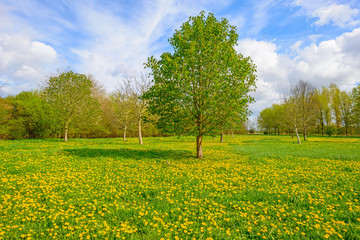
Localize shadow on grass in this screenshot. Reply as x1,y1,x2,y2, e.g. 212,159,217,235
63,148,193,160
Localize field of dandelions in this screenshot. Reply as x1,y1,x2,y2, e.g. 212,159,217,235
0,135,359,239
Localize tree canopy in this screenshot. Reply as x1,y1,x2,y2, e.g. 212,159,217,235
144,12,257,158
44,70,98,142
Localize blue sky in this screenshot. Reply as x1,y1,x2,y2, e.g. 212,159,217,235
1,0,360,117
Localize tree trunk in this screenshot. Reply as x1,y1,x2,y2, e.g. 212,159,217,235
196,135,203,159
220,131,224,143
321,123,324,136
291,131,294,138
64,125,68,142
231,131,234,138
345,125,348,136
138,119,143,145
304,128,307,141
295,126,301,144
123,126,127,141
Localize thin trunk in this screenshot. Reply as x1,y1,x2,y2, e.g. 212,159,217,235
304,128,307,141
291,131,294,138
321,123,324,136
220,131,224,143
196,135,203,159
231,131,234,138
295,126,301,144
123,126,127,141
345,125,348,136
64,124,68,142
138,119,143,145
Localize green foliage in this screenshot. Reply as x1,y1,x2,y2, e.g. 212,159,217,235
0,135,359,239
325,125,337,136
144,12,256,157
4,92,57,139
0,98,11,138
352,85,360,127
44,71,98,140
257,104,284,134
258,83,360,138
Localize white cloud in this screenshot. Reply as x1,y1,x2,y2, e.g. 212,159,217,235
69,0,234,91
293,0,360,28
0,34,60,96
313,4,359,27
237,27,360,115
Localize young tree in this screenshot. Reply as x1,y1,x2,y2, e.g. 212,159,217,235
283,95,301,143
353,85,360,130
258,104,285,135
257,107,274,134
111,81,135,142
316,87,331,136
44,70,97,142
329,83,342,129
296,81,318,141
129,75,151,145
283,81,318,142
144,12,256,158
339,91,353,136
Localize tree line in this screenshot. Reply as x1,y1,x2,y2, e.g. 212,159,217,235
257,80,360,143
0,71,162,142
0,12,256,158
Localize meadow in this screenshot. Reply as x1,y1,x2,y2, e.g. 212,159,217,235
0,135,359,239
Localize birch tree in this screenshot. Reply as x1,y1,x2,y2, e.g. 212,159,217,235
111,80,135,141
283,95,301,143
283,81,318,142
129,74,151,145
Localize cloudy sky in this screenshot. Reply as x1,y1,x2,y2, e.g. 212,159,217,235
1,0,360,116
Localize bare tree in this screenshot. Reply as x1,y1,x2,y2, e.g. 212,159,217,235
111,80,135,141
284,80,318,142
296,81,318,141
283,95,301,143
128,74,151,145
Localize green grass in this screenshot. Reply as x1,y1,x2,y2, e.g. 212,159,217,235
0,135,359,239
232,135,360,161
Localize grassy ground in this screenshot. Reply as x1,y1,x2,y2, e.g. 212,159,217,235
0,135,359,239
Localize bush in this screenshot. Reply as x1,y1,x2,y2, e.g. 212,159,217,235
326,126,336,136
